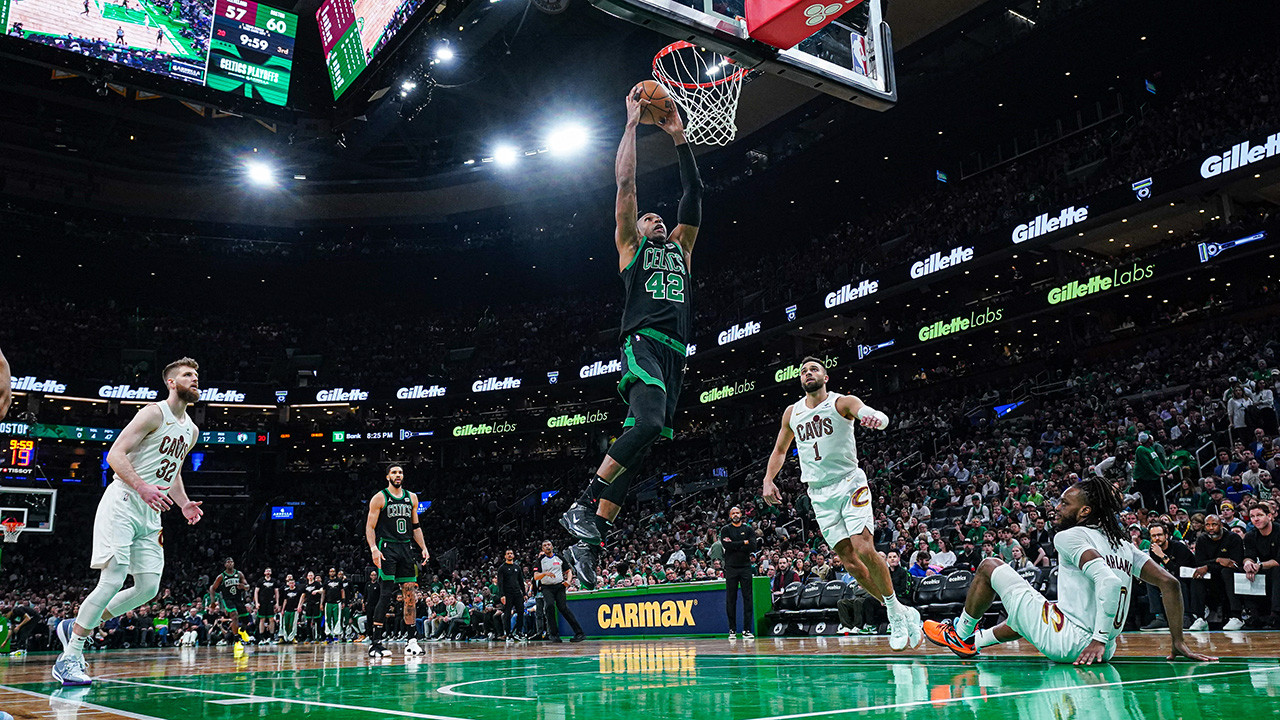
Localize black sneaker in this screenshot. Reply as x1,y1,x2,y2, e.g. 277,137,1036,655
559,503,603,545
566,542,600,590
550,637,563,643
570,633,585,643
368,642,391,658
1140,617,1168,631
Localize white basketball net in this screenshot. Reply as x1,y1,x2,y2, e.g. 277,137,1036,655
653,41,746,146
2,522,22,543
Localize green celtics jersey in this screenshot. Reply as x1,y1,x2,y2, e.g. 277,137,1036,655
377,488,414,543
220,570,243,596
619,236,691,347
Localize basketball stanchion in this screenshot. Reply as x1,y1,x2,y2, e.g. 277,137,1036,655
652,41,747,146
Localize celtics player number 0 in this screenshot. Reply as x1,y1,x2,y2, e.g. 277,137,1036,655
396,518,407,535
644,271,685,302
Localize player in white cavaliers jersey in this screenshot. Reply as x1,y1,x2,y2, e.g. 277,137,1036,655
924,476,1216,664
762,356,923,650
52,358,204,686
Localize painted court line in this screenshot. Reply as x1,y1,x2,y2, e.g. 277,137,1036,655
99,678,477,720
0,684,170,720
742,666,1280,720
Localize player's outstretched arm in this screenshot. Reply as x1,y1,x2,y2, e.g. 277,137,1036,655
0,345,11,420
615,91,645,271
762,407,795,506
1138,559,1217,662
367,494,386,568
410,492,430,562
660,108,702,256
107,404,172,512
837,395,889,430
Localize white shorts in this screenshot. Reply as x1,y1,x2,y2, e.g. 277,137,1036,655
806,469,873,549
90,480,165,575
992,563,1114,664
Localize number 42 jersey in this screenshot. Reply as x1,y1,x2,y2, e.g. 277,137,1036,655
789,392,860,486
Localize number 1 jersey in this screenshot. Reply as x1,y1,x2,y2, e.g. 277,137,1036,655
789,393,860,486
619,236,691,346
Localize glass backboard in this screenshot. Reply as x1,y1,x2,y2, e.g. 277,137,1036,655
0,487,57,533
591,0,895,108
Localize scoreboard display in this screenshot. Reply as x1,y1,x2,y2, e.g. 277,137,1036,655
2,0,298,106
1,436,37,477
317,0,427,98
207,0,297,106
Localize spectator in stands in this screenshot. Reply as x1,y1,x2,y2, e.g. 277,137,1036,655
909,552,934,578
1190,515,1245,630
1142,521,1202,631
1133,433,1168,509
932,540,956,570
1243,504,1280,628
1214,451,1240,479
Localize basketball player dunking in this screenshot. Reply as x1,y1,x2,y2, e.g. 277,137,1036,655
209,557,254,651
560,89,701,589
365,465,429,658
761,357,924,650
53,358,204,686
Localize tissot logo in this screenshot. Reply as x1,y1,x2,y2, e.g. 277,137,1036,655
98,385,158,400
717,321,762,346
699,380,756,404
823,278,880,308
11,377,68,394
452,422,517,437
547,411,609,428
1012,206,1088,243
597,599,696,629
775,356,839,383
396,385,447,400
199,388,247,403
909,246,974,279
917,307,1003,342
315,388,369,402
579,360,622,378
1047,264,1155,305
471,377,521,392
1200,133,1280,178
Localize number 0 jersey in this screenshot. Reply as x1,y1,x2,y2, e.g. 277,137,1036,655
1053,526,1149,645
113,401,197,491
619,236,691,348
789,393,860,486
376,488,414,543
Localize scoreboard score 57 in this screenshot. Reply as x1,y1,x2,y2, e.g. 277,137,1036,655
208,0,298,106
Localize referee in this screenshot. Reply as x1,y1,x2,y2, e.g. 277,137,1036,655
722,506,757,639
535,540,585,643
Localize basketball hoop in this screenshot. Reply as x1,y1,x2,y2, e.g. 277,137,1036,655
1,519,23,544
653,41,748,146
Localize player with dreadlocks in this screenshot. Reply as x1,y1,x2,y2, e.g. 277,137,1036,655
923,477,1217,664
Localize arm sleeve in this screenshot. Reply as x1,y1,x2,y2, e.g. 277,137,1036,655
1093,456,1116,476
675,142,702,227
1082,557,1123,643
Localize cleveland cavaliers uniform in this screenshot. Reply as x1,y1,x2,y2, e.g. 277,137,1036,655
990,525,1149,663
788,392,872,547
90,401,197,574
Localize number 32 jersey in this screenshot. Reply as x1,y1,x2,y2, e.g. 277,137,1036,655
789,392,860,486
114,401,198,492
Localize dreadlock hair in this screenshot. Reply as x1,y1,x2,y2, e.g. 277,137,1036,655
1074,475,1127,548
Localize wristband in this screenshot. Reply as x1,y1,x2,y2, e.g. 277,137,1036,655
856,406,889,427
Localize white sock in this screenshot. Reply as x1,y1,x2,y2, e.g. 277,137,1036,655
975,628,1001,649
882,594,901,614
66,632,88,658
955,611,980,640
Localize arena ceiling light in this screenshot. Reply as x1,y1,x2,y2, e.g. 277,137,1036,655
493,145,519,166
245,160,276,186
547,124,588,155
434,43,455,62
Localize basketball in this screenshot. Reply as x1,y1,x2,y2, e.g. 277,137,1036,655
633,79,674,125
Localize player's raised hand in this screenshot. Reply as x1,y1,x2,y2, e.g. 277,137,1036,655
658,104,686,138
182,500,203,525
1170,640,1217,663
763,480,783,506
625,90,649,127
859,415,884,429
137,482,173,512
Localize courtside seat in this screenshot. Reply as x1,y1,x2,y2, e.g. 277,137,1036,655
800,580,847,623
912,574,945,616
1017,566,1042,591
1043,566,1059,601
776,581,804,611
927,570,972,616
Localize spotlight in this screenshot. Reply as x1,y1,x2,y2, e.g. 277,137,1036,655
493,145,518,166
245,160,275,186
547,124,588,155
434,44,455,62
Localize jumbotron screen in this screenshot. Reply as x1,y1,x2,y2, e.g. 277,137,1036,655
316,0,426,98
1,0,297,106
